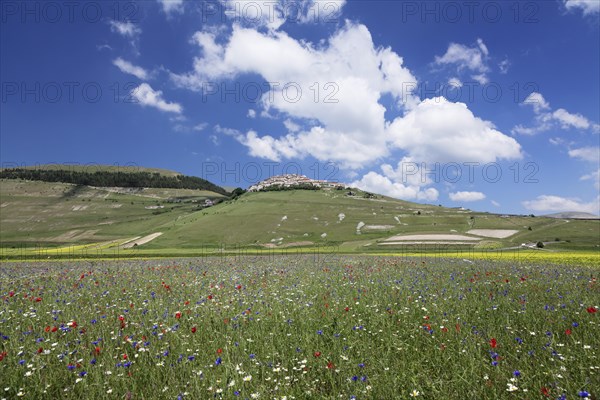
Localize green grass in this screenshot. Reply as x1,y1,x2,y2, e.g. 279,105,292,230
0,179,225,247
0,256,598,399
2,180,599,255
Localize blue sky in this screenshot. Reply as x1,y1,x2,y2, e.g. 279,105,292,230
1,0,599,215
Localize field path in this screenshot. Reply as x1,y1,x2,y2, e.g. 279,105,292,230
122,232,163,248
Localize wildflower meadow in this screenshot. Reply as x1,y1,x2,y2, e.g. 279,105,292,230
0,256,598,399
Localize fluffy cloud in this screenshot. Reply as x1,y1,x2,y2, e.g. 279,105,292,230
447,77,462,88
172,22,417,168
568,147,600,163
387,97,522,164
351,171,439,202
449,191,486,202
522,195,600,215
552,109,591,130
173,24,521,170
157,0,184,14
513,92,598,134
564,0,600,15
131,83,182,114
108,20,141,38
112,58,149,80
434,38,490,83
523,92,550,114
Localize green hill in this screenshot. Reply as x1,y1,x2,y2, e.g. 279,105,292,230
1,169,599,259
147,189,599,252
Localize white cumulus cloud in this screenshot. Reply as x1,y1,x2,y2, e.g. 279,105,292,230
157,0,184,14
568,147,600,163
513,92,598,135
522,195,600,215
564,0,600,15
131,83,182,114
434,38,490,83
449,191,486,202
108,20,141,38
387,97,522,164
112,58,149,80
172,23,521,170
351,171,439,202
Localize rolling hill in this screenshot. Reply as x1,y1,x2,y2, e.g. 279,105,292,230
1,168,599,259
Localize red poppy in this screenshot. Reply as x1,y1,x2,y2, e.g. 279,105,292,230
45,326,51,332
118,315,125,321
37,347,43,354
541,387,550,397
216,348,223,354
344,307,349,312
565,329,572,335
35,297,42,302
191,326,197,334
587,306,597,313
175,311,182,319
95,346,101,355
123,354,128,360
51,326,58,333
208,295,213,300
8,291,14,297
313,351,321,358
327,361,335,369
236,285,242,290
489,338,497,348
0,351,7,361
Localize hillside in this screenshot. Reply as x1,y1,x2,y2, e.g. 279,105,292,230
0,179,226,248
147,189,599,252
1,172,599,258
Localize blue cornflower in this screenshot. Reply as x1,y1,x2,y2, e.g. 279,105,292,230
358,363,365,368
351,376,358,382
515,337,523,344
234,391,240,396
578,391,590,398
317,330,323,335
187,356,195,361
249,354,255,359
361,376,367,382
79,371,87,377
572,322,579,327
90,359,96,365
215,357,222,365
19,359,25,365
67,364,76,370
513,370,521,377
91,319,97,324
491,361,498,366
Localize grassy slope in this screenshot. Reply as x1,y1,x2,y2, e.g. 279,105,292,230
148,189,600,252
0,179,225,246
1,180,598,256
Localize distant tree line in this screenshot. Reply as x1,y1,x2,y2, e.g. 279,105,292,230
0,168,229,195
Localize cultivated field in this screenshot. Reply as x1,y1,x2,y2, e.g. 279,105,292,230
0,256,598,399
